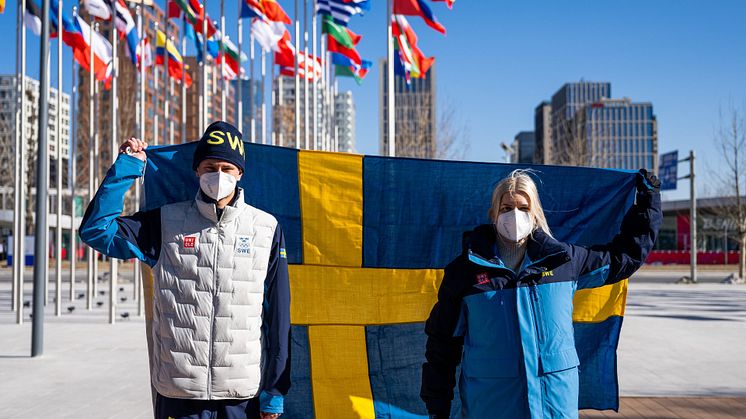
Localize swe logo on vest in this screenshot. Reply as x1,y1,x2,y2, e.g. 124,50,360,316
236,236,252,256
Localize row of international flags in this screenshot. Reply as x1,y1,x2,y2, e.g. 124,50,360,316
11,0,455,89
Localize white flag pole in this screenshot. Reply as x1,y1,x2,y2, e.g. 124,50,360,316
86,20,95,310
303,0,308,150
54,0,64,317
261,48,266,144
387,0,395,157
294,0,300,148
219,0,225,120
237,2,243,132
153,21,159,145
250,33,255,140
109,12,120,325
181,15,187,142
69,8,77,303
311,0,317,150
135,4,144,312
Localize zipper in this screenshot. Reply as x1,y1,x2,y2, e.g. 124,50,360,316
206,219,222,399
528,284,545,361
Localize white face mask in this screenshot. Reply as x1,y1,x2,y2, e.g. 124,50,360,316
496,209,534,243
199,171,238,201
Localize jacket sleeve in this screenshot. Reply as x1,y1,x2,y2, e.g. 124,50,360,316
259,224,291,414
421,263,466,416
572,189,662,290
79,154,161,267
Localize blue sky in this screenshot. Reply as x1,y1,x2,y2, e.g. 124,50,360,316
1,0,745,201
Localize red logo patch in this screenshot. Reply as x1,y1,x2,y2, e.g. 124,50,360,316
184,236,196,248
476,272,490,285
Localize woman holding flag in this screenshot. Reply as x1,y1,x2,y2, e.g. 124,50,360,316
421,169,662,419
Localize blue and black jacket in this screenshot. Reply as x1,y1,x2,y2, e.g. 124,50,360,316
421,188,662,418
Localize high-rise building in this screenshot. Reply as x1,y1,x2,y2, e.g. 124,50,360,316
577,98,658,171
533,101,552,164
537,82,657,172
272,75,332,149
184,56,236,142
379,59,436,158
514,131,536,164
231,78,262,140
334,90,355,153
75,4,182,189
549,82,610,166
0,75,71,194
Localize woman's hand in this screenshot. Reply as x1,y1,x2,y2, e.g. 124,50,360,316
260,412,280,419
636,169,660,193
119,137,148,162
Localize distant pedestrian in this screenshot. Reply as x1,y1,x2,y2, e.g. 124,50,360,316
421,169,662,419
80,121,290,419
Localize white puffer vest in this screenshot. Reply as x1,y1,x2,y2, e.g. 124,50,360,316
150,189,278,400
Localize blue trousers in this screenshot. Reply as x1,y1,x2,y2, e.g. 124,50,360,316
155,393,261,419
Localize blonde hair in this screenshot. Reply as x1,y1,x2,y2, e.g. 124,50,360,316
488,169,553,238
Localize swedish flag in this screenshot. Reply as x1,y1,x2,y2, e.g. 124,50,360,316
143,143,637,417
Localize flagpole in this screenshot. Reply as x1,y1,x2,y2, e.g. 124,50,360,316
31,0,52,355
69,7,78,304
311,0,317,150
294,0,299,149
11,0,18,313
135,4,144,314
92,23,100,299
54,0,63,316
387,1,395,156
261,48,266,145
13,0,27,322
163,18,169,146
219,0,225,120
269,52,274,145
278,66,283,146
181,16,187,143
250,33,255,141
303,0,309,150
199,2,206,133
153,21,159,145
109,12,120,325
86,20,95,311
318,33,324,151
236,2,243,133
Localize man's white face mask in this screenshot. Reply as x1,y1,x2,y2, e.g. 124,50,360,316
199,171,237,201
496,209,534,243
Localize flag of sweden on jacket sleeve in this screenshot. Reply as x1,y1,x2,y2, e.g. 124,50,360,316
142,142,638,418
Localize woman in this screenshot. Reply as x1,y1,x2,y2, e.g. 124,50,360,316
420,169,661,419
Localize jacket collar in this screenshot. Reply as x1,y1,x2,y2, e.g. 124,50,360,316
195,187,247,224
466,224,569,271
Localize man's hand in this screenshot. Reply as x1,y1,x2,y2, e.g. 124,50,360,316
119,137,148,162
260,412,280,419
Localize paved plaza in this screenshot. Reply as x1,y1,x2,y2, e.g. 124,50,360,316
1,264,745,418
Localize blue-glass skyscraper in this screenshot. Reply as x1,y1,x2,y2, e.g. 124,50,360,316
535,81,657,172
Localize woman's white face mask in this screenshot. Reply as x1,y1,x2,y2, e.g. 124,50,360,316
199,171,237,201
496,209,534,243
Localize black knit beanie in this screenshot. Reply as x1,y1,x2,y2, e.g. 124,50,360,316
192,121,246,172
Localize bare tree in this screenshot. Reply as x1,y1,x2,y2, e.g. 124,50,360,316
435,97,471,161
712,102,746,281
554,111,590,167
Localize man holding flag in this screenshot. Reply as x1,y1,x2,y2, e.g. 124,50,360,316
79,122,290,419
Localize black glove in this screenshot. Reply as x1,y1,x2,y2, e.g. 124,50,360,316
636,169,660,193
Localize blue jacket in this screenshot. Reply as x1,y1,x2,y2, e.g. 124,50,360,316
79,155,291,413
421,188,661,419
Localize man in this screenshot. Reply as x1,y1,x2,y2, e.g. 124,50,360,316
80,121,291,419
